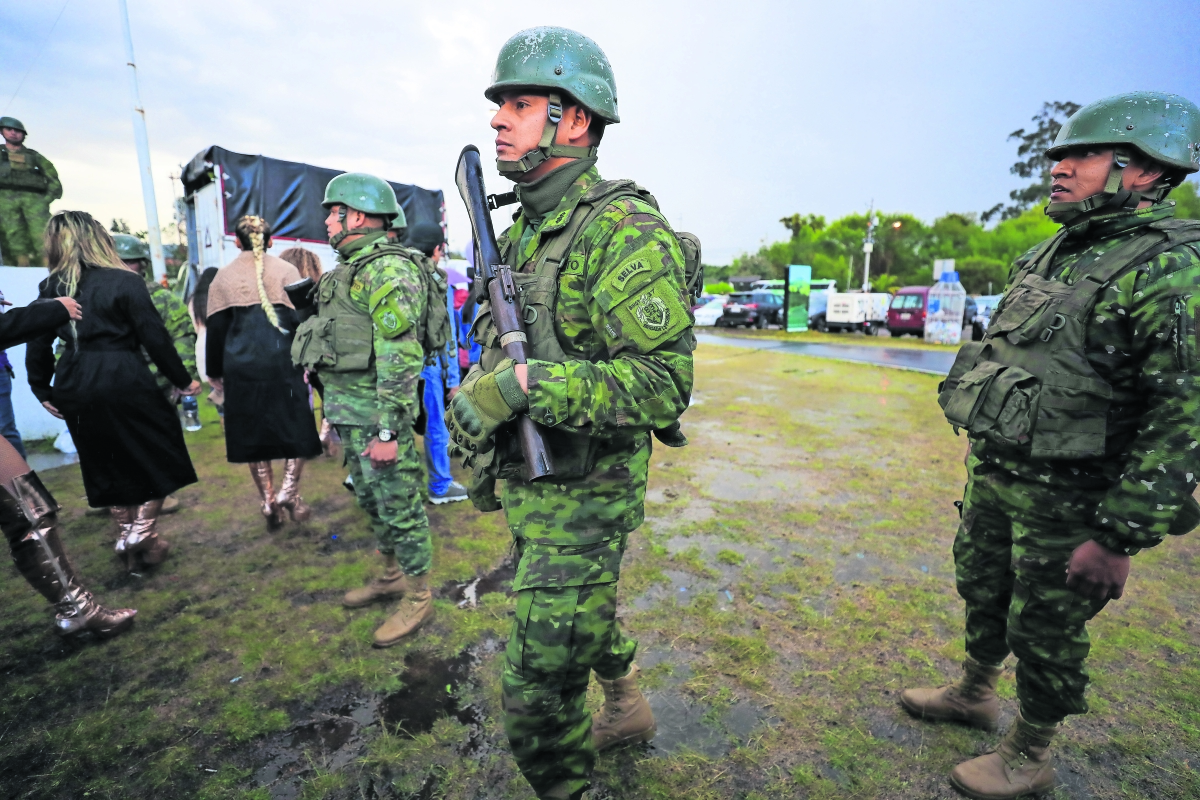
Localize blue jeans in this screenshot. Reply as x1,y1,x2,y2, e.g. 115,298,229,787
0,368,26,459
421,364,452,495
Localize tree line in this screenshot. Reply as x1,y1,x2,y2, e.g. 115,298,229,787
712,101,1200,295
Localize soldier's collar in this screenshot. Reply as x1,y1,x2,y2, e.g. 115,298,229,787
1064,201,1176,241
528,163,601,234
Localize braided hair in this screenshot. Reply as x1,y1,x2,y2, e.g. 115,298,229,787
234,215,284,332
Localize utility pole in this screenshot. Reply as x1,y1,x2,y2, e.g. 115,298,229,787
861,202,878,292
117,0,166,280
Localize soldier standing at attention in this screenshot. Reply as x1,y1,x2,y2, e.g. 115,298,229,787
903,92,1200,799
293,173,434,646
0,118,61,266
445,28,695,800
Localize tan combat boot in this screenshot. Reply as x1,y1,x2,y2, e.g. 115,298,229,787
343,568,409,608
900,657,1003,731
373,574,433,647
592,663,657,751
949,711,1057,799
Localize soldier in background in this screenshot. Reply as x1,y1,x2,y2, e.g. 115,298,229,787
293,172,434,647
904,92,1200,799
0,118,61,266
446,27,694,800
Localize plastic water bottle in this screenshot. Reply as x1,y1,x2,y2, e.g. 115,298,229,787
181,395,202,431
924,270,968,345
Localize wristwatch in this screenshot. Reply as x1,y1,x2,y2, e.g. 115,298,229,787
377,429,396,442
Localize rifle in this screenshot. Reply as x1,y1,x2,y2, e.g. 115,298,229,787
454,144,555,481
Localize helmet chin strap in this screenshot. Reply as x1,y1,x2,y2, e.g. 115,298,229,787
1045,148,1173,225
329,206,389,250
496,93,599,180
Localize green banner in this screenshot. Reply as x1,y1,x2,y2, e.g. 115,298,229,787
784,265,812,332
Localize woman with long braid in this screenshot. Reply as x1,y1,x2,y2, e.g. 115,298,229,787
27,211,201,572
206,216,321,526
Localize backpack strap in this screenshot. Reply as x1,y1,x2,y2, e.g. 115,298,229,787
533,179,647,279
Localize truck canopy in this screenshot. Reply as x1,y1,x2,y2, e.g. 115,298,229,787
181,146,444,244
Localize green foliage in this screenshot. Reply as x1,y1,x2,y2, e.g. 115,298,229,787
731,204,1057,292
956,257,1008,295
983,100,1081,222
704,282,733,295
1172,180,1200,219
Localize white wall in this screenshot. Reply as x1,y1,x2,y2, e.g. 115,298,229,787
0,267,69,441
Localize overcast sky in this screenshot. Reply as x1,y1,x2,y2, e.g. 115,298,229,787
3,0,1198,265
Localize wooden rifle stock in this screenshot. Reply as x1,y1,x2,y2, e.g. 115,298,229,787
455,145,554,481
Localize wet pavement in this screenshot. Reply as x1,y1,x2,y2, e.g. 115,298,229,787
696,332,957,375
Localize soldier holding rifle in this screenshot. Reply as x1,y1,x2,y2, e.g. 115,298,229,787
447,26,696,800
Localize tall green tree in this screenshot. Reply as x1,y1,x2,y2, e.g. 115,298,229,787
982,101,1080,223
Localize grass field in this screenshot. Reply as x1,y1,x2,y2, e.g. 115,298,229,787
1,346,1197,799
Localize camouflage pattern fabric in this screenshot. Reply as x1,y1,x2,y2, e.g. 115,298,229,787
974,202,1200,554
338,424,431,576
487,163,694,798
954,201,1200,726
502,578,637,800
0,190,52,265
956,453,1109,726
318,234,427,433
144,278,198,398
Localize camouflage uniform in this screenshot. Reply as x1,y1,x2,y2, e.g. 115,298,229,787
310,232,432,575
478,164,694,797
0,145,60,266
144,277,198,400
954,202,1200,726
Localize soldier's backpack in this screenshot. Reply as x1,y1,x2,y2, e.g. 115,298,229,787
353,243,452,365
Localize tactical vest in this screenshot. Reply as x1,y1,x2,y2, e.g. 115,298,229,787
0,148,50,193
292,241,451,372
938,218,1200,460
471,179,699,479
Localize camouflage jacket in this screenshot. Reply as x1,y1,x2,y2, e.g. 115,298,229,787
145,278,198,395
0,145,61,199
974,202,1200,555
490,164,695,588
317,233,427,432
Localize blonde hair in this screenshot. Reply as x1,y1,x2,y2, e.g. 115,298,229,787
234,215,283,331
278,247,323,283
44,211,126,297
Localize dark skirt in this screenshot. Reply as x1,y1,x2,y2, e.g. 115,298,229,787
208,305,321,463
57,351,197,507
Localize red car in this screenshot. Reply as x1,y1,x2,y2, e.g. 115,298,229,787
887,287,929,337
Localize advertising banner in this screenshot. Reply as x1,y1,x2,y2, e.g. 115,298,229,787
784,264,812,332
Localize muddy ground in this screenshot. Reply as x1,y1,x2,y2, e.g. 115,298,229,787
1,347,1198,799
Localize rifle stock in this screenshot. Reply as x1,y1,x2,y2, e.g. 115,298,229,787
455,145,555,481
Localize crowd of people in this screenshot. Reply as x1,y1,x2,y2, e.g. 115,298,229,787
5,22,1200,800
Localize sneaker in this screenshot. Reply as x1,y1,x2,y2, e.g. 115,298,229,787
428,481,468,505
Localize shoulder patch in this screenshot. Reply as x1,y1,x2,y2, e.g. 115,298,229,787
611,259,652,291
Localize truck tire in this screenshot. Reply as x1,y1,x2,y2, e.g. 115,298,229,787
815,315,828,333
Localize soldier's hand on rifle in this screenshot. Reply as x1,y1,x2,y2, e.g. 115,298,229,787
445,358,528,463
54,296,82,321
1065,539,1131,601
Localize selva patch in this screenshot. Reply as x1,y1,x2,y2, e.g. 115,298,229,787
612,259,651,291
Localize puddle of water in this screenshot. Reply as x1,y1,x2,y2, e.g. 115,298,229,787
28,452,78,472
380,650,475,736
438,561,515,606
630,568,718,611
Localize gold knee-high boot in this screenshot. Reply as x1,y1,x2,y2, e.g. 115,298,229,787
276,459,311,522
112,499,169,571
249,462,282,527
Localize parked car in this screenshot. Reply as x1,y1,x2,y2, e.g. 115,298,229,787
716,291,784,328
888,286,983,339
807,279,837,331
692,296,727,326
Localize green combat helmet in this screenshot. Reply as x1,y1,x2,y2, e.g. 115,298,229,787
1044,91,1200,223
485,26,619,178
322,172,405,249
112,233,150,264
0,117,26,134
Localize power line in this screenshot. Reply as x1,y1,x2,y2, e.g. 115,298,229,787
2,0,72,115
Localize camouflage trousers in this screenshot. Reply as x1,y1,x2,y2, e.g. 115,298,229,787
0,190,50,265
338,424,432,576
956,456,1111,726
503,576,638,800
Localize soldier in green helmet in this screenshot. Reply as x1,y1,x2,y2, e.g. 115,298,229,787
903,92,1200,799
445,27,695,800
0,117,61,266
292,172,436,646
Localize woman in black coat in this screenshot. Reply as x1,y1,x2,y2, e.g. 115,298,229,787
27,211,201,570
0,291,138,638
206,215,320,527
